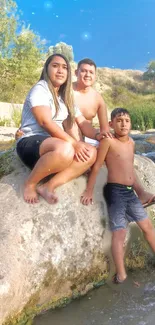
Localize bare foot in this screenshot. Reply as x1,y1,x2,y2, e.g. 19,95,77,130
23,183,39,204
37,185,58,204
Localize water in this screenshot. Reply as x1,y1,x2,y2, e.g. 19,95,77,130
34,270,155,325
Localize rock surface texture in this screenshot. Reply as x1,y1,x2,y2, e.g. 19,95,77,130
0,153,155,324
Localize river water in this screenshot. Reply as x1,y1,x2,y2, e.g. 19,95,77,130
34,270,155,325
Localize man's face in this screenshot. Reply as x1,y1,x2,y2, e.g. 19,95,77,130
75,64,96,87
110,114,131,137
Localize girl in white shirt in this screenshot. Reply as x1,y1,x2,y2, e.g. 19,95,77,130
17,54,102,204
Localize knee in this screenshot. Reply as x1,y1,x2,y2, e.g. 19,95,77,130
57,142,74,162
142,219,154,235
112,229,127,242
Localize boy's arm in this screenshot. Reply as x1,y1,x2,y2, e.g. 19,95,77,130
81,138,111,205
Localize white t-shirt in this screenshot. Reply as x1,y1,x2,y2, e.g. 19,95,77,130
19,80,82,139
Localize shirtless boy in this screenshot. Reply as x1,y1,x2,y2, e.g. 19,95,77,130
16,58,155,207
81,108,155,283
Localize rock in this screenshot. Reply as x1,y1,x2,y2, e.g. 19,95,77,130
0,153,155,324
131,133,155,157
145,129,155,134
141,152,155,163
146,135,155,145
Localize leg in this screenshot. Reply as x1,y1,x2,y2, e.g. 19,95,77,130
24,138,74,203
37,144,97,203
133,170,155,206
112,229,127,282
137,218,155,252
63,118,83,141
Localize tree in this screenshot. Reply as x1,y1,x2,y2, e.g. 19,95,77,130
0,0,18,57
48,42,74,62
143,61,155,81
0,0,46,102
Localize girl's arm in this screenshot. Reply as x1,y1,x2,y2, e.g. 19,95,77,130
81,138,111,205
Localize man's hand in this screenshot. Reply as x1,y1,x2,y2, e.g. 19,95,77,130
15,128,24,140
95,130,113,141
81,189,93,205
74,141,91,162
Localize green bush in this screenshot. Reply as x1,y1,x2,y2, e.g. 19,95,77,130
128,103,155,131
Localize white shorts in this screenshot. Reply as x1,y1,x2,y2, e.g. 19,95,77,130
84,137,99,147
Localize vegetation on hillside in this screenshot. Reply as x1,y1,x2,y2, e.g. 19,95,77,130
96,69,155,130
0,0,155,130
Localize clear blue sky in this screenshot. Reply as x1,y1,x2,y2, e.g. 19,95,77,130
16,0,155,70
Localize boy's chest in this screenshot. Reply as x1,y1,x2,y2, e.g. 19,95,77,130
110,142,134,161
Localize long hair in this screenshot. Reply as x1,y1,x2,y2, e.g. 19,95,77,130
39,53,75,124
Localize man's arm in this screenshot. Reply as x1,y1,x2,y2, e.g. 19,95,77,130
97,94,110,133
81,138,111,205
76,115,98,139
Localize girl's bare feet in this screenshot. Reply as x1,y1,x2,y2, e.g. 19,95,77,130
23,183,39,204
37,185,58,204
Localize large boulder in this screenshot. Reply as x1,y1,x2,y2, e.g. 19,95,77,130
0,153,155,324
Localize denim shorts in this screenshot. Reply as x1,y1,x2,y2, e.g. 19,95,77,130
103,183,147,232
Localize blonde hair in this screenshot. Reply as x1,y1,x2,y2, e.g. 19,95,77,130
40,53,75,125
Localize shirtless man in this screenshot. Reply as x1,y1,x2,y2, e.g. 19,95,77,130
63,58,110,142
16,58,155,207
81,108,155,283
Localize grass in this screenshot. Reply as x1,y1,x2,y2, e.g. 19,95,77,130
0,118,12,127
103,86,155,131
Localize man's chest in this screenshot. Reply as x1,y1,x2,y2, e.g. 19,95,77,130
74,93,98,120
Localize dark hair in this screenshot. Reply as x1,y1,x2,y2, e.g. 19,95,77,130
40,53,74,123
111,108,130,120
77,58,96,70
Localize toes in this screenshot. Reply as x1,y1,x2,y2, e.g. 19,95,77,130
24,195,39,204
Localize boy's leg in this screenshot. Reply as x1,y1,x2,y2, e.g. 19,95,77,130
133,171,155,206
137,218,155,252
112,229,127,282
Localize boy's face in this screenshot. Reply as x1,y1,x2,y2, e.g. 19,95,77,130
75,64,96,87
110,113,131,136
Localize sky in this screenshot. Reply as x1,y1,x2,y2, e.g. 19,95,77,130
16,0,155,70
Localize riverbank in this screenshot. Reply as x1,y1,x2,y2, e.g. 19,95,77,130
34,269,155,325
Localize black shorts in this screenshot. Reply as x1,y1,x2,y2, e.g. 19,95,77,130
16,135,50,169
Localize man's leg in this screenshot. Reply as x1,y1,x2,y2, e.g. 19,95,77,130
133,170,155,206
37,145,97,203
112,229,127,282
137,218,155,252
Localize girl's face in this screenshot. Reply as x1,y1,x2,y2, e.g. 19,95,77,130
47,56,68,88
